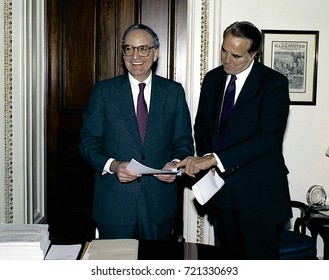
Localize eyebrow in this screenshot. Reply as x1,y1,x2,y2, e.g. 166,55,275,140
221,46,243,58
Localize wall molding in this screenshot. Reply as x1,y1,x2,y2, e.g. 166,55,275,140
184,0,221,245
196,0,209,244
3,0,14,224
1,0,46,224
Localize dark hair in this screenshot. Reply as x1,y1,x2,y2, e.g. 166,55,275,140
121,24,160,49
224,21,262,57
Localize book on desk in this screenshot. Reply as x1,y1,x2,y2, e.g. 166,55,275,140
81,239,139,260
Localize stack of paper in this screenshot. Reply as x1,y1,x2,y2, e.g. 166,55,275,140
0,224,51,260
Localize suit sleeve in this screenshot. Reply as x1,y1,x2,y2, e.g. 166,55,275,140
79,83,111,174
194,70,221,156
171,84,195,160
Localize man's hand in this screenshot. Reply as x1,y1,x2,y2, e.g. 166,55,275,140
154,162,177,183
175,154,217,177
110,160,140,183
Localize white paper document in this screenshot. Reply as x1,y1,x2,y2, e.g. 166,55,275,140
192,170,225,205
45,244,82,260
126,158,179,175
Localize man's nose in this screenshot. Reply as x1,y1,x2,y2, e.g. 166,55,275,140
222,53,232,63
132,48,141,58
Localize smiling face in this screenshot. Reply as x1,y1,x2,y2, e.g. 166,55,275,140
221,32,256,75
122,29,159,82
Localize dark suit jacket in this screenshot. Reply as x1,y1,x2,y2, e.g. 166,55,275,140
80,73,194,226
194,61,292,226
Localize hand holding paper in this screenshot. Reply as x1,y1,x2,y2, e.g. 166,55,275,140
192,169,224,205
126,159,179,175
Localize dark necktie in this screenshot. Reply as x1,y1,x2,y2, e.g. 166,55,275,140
137,83,148,145
217,75,237,151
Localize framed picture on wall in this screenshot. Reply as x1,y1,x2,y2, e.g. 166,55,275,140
261,30,319,105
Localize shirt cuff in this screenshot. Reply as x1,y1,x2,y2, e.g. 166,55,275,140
102,158,115,175
203,153,225,173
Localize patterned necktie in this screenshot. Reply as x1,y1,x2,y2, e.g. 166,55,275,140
217,75,237,151
137,83,148,145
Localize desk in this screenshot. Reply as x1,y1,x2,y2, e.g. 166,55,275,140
49,239,223,260
137,240,223,260
307,206,329,260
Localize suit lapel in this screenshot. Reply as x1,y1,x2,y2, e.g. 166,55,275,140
233,63,262,110
214,73,228,129
143,76,167,148
116,76,142,144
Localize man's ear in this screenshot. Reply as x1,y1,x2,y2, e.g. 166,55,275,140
153,48,160,62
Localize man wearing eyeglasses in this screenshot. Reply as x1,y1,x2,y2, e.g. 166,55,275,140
80,24,194,240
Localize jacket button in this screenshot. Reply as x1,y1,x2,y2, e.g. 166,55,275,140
141,155,146,160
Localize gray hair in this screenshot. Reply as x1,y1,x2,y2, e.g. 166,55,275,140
121,24,160,49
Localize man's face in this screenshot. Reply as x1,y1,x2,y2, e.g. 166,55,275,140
221,32,256,75
123,29,159,82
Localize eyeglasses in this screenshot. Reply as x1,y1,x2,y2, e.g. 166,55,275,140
122,45,156,57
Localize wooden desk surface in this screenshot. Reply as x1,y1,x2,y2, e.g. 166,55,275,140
79,239,223,260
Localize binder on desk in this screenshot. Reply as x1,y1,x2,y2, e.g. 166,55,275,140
81,239,139,260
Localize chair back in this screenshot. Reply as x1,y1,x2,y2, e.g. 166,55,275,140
279,200,317,260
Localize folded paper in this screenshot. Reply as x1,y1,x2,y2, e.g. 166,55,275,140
192,170,224,205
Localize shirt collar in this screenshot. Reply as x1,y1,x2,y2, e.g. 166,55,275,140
128,72,152,91
235,60,254,81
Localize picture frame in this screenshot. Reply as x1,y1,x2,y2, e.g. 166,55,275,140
261,30,319,105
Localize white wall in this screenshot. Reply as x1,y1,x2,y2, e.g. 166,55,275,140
220,0,329,204
185,0,329,257
218,0,329,259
